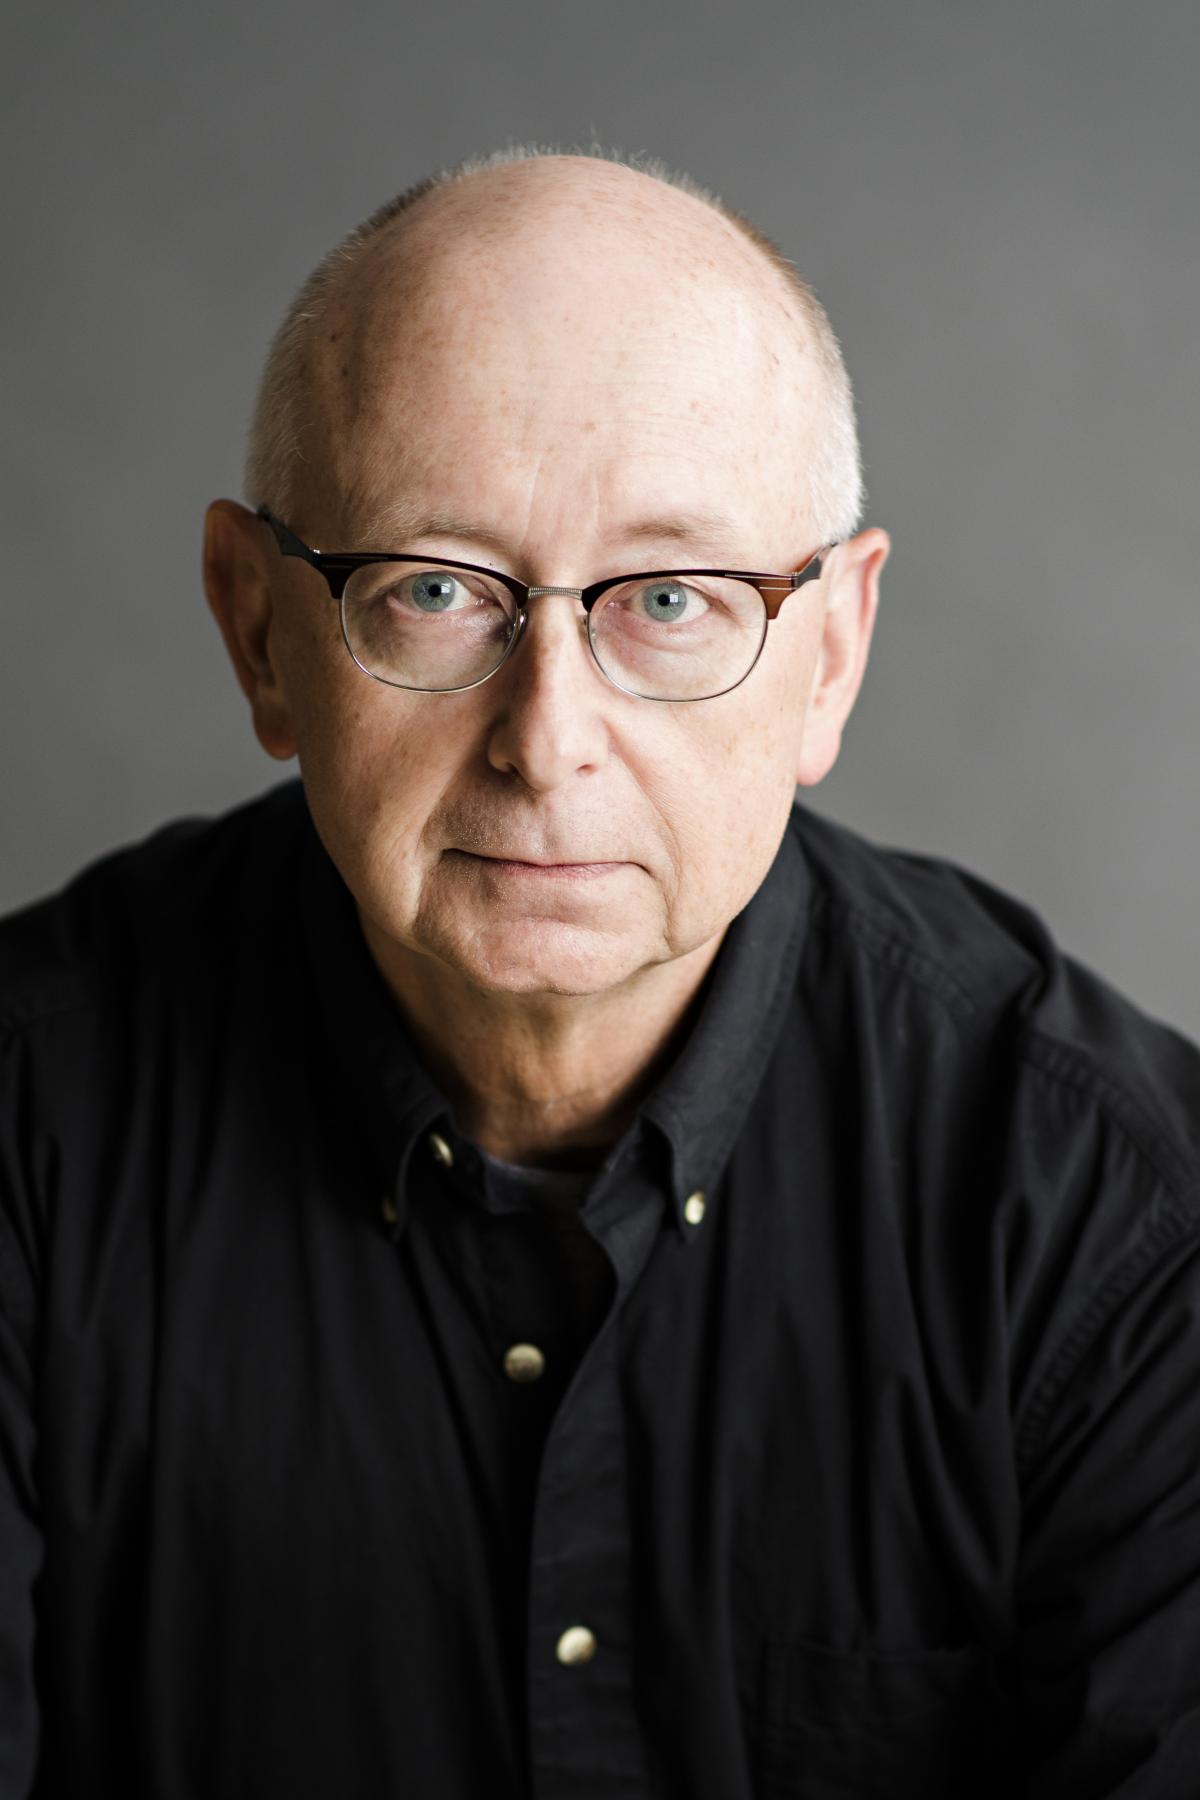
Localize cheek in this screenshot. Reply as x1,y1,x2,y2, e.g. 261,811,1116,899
291,673,471,899
633,689,808,938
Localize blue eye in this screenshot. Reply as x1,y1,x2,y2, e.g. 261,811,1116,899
409,572,464,613
639,581,701,623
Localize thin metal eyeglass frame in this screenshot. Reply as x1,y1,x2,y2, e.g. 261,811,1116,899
256,506,833,702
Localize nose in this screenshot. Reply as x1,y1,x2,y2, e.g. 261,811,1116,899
484,593,613,791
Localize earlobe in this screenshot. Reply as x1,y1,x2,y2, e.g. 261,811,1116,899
795,526,890,788
203,499,298,761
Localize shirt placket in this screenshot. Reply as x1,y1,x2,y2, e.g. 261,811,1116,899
525,1170,667,1799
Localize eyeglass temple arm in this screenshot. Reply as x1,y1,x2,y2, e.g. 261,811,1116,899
758,544,836,621
256,507,316,563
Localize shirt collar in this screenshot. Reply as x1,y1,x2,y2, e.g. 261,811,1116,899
638,817,810,1237
297,787,810,1242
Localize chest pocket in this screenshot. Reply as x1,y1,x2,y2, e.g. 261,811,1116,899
758,1637,1011,1798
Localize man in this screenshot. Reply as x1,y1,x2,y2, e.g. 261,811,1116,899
2,149,1199,1799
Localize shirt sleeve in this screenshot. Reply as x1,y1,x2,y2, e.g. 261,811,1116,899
1013,1202,1200,1797
0,1034,44,1800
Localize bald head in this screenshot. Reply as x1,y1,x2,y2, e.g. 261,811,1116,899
246,149,863,544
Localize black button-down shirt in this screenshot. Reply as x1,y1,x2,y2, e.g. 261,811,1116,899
3,778,1200,1798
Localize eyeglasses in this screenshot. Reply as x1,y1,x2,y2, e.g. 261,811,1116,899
257,507,832,703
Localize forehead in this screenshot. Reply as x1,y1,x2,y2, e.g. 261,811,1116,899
313,171,820,553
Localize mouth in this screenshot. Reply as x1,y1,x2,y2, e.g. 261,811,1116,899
448,849,626,880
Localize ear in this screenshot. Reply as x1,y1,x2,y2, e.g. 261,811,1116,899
795,526,889,787
203,499,298,761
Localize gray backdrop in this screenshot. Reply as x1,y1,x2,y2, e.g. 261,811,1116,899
3,0,1197,1035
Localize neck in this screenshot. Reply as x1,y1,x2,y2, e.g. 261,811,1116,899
358,922,723,1167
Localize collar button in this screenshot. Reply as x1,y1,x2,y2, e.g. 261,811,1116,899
428,1131,455,1169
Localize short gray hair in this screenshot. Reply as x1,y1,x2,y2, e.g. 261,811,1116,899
244,145,865,543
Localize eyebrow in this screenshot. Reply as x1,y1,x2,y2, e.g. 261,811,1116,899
351,503,749,564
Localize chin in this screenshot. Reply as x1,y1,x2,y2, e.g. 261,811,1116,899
433,922,648,1001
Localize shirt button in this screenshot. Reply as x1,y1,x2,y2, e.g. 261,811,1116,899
428,1131,455,1168
556,1625,597,1666
503,1343,546,1383
380,1194,399,1226
684,1190,707,1226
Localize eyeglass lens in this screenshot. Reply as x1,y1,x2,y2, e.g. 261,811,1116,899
341,562,768,699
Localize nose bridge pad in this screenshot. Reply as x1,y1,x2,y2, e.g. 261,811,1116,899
510,589,596,689
517,590,593,662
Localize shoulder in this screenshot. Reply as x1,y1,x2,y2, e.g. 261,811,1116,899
0,778,310,1040
781,805,1200,1476
785,801,1200,1205
0,781,312,1335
